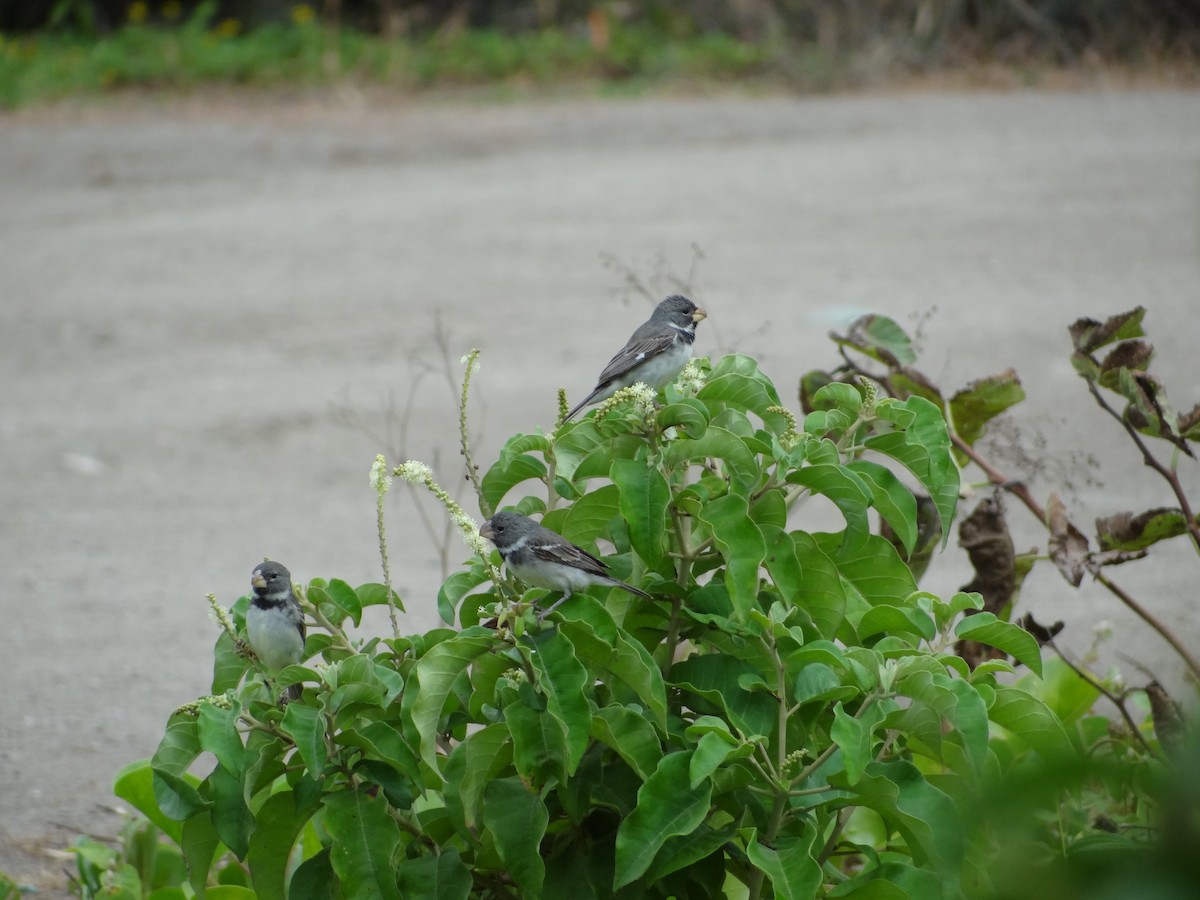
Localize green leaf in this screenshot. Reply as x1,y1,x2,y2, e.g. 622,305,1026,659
832,701,874,785
206,764,252,860
948,370,1025,453
335,720,422,785
212,631,250,694
410,631,495,776
560,484,620,545
846,460,918,556
1095,507,1192,551
839,759,962,874
325,578,364,627
591,706,663,781
671,655,775,739
816,532,917,609
746,829,822,900
483,777,549,898
788,464,871,541
698,493,767,620
445,723,513,829
837,314,917,366
437,569,490,627
394,849,472,900
152,715,207,822
353,582,405,611
657,399,710,438
323,789,402,900
113,760,183,845
947,678,990,775
245,790,320,900
528,629,591,774
614,751,713,889
613,457,670,569
482,453,547,509
790,532,847,637
180,811,220,900
988,684,1074,760
955,613,1043,677
857,604,935,642
664,425,760,495
688,730,739,788
280,702,327,777
505,690,568,783
197,702,245,776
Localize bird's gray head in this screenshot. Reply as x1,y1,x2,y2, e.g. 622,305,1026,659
251,560,292,597
652,294,707,329
479,510,535,550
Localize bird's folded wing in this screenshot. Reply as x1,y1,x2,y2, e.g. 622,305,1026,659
529,539,611,578
594,331,676,385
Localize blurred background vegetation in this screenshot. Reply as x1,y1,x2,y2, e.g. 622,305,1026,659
1,1,1198,106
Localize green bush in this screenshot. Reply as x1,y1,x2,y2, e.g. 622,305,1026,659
79,312,1197,899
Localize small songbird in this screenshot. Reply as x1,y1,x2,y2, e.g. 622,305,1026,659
247,560,306,703
479,510,650,618
565,294,707,421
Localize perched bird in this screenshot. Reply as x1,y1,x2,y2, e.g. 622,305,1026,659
480,510,650,618
247,560,306,703
565,294,707,421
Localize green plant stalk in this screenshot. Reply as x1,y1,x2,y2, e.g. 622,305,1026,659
459,349,490,518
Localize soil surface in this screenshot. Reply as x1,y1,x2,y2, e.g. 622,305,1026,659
3,87,1199,893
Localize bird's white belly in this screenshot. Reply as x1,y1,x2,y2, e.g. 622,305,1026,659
246,607,304,672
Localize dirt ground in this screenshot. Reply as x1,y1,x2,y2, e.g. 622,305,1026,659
3,87,1199,892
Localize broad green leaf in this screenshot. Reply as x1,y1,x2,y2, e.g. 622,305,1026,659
955,613,1043,677
245,790,320,900
788,465,871,541
857,604,935,642
437,569,489,627
528,629,591,774
113,760,183,844
560,484,620,545
664,426,760,495
837,314,917,366
482,453,546,509
790,532,847,637
483,778,549,899
644,821,738,884
948,370,1025,453
280,703,326,777
988,684,1074,760
746,829,822,900
614,751,713,889
505,690,568,783
947,679,990,775
688,729,740,788
289,849,336,900
839,759,962,874
212,631,250,694
657,399,710,438
698,369,787,433
323,790,402,900
831,701,875,785
591,706,663,781
394,849,472,900
671,655,776,740
152,715,207,822
445,722,513,829
206,765,252,860
793,663,856,707
410,631,495,776
613,457,670,569
180,811,220,899
354,582,405,611
814,532,917,609
699,493,767,620
325,578,364,627
197,702,245,777
335,720,422,785
846,460,918,555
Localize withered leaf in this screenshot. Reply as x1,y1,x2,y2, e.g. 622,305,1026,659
1178,403,1200,441
1068,307,1146,354
1097,339,1155,389
949,369,1026,454
1018,613,1065,647
955,495,1017,670
1047,492,1089,587
1096,507,1190,551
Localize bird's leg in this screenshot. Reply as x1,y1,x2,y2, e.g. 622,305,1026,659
536,589,574,621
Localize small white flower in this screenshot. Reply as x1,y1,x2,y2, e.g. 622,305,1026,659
1093,620,1114,642
676,360,707,395
460,351,481,375
394,460,434,484
370,454,392,494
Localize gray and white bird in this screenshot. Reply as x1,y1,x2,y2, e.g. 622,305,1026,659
479,511,650,618
247,560,306,703
565,294,707,421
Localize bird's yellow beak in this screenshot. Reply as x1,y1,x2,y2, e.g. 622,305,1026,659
692,308,708,323
251,573,267,590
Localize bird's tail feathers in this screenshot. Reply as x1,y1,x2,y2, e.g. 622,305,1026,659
615,579,652,600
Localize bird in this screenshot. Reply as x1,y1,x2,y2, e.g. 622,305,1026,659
247,560,306,703
565,294,707,421
479,510,650,618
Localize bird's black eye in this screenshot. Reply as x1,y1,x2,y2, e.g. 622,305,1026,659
495,524,505,533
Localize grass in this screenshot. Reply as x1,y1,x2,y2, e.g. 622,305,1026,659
0,20,783,108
